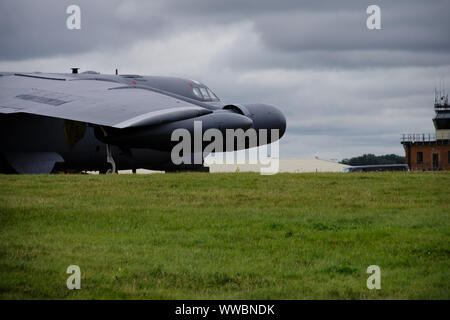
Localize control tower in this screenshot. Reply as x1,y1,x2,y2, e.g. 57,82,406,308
433,88,450,140
401,86,450,170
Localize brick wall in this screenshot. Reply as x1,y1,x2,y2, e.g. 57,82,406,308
404,143,450,170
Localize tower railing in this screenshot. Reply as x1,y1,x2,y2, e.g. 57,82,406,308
401,132,450,143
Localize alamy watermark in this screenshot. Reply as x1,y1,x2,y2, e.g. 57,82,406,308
171,121,280,175
366,265,381,290
366,5,381,30
66,5,81,30
66,265,81,290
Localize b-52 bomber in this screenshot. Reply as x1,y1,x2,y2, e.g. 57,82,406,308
0,69,286,174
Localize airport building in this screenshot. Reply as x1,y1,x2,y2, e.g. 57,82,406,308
401,90,450,170
205,158,349,173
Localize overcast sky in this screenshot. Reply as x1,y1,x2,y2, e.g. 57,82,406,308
1,0,449,160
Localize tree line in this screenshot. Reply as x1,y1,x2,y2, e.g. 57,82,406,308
340,154,405,166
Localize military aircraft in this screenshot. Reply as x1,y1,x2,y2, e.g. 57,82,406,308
0,69,286,174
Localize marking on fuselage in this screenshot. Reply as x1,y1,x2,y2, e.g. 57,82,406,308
15,94,69,106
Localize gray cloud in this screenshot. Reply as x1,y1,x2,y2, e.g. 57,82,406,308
0,0,167,60
2,0,449,66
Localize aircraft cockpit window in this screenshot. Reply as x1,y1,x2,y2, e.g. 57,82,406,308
192,86,219,101
192,87,202,98
199,87,210,99
207,88,218,100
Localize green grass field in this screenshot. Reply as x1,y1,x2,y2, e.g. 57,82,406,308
0,172,449,299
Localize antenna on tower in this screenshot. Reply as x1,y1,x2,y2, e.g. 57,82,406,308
436,78,449,107
442,79,446,104
434,87,437,105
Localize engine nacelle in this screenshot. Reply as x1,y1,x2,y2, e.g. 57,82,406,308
224,103,286,140
223,104,252,117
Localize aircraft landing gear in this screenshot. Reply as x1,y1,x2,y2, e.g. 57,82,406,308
106,144,117,174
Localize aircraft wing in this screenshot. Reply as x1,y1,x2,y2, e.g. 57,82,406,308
0,73,212,128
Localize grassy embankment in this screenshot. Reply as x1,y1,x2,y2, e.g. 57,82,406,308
0,172,449,299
